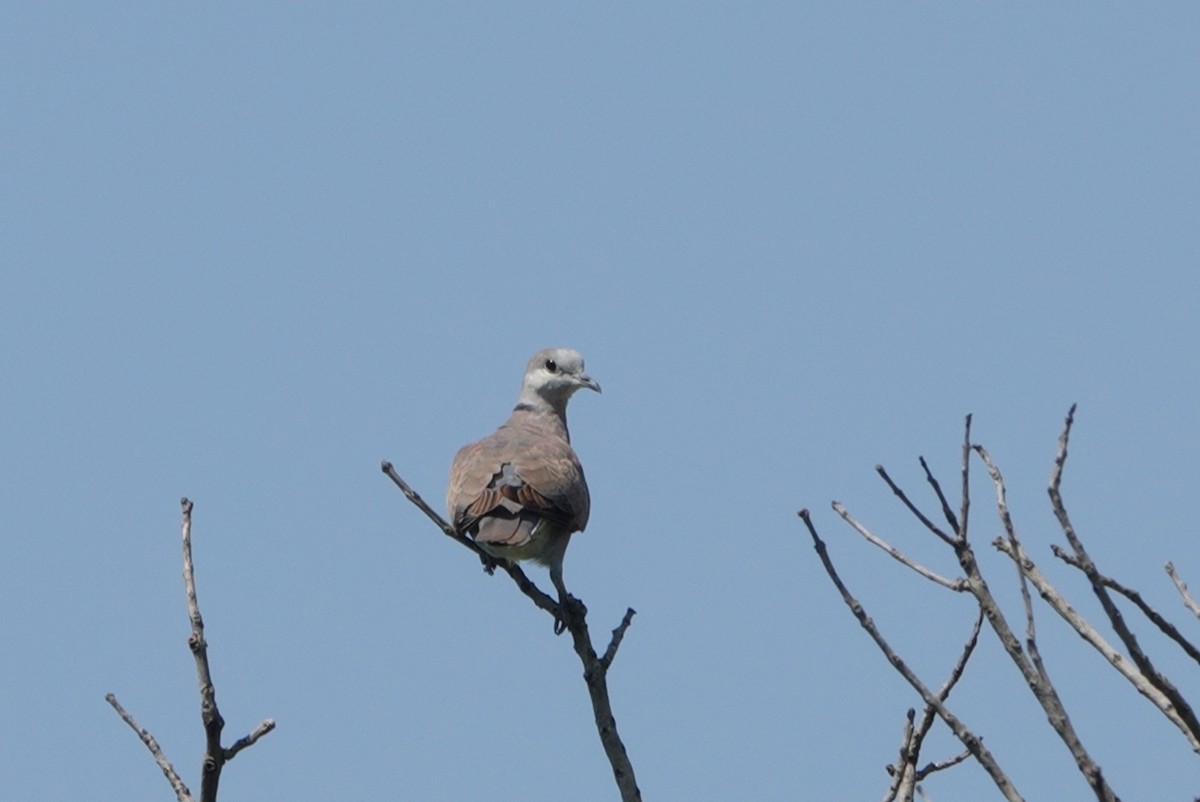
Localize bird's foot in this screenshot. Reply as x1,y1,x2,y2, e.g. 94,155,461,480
553,593,587,635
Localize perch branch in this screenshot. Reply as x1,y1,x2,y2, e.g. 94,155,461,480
381,461,482,553
383,461,642,802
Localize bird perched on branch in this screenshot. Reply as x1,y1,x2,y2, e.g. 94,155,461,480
446,348,600,607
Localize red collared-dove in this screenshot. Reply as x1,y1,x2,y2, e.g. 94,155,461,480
447,348,600,602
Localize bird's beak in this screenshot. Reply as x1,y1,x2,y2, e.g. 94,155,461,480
578,374,602,394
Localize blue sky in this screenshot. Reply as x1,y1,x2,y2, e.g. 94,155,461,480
3,5,1199,800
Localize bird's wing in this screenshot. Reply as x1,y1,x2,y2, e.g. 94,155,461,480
447,418,589,539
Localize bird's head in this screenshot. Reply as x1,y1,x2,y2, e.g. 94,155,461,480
520,348,601,410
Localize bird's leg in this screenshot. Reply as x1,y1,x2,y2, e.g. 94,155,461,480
549,549,586,634
477,550,499,575
548,560,569,634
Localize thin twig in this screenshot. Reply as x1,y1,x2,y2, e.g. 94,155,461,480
800,509,1025,802
1166,562,1200,620
957,414,972,544
381,461,480,551
876,466,956,546
916,748,972,780
918,457,959,538
832,501,964,590
105,693,193,802
224,719,278,762
384,463,642,802
937,608,984,703
600,608,638,671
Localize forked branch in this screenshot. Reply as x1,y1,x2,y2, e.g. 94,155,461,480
108,498,275,802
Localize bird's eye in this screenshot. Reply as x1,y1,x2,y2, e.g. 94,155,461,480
544,359,558,373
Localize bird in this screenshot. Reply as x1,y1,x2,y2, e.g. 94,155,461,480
446,348,600,610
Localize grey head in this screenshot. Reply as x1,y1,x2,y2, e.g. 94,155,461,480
516,347,602,415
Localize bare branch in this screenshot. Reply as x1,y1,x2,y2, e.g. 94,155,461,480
876,466,956,546
600,608,638,671
882,709,917,802
918,456,960,538
972,446,1038,651
800,509,1025,802
957,414,973,544
1046,408,1200,747
224,719,278,762
972,446,1121,802
885,610,984,802
181,499,224,802
105,693,193,802
1054,549,1200,668
937,608,984,701
1166,562,1200,620
832,501,965,591
993,539,1200,754
109,499,273,802
558,600,642,802
179,498,274,802
883,705,916,802
381,461,484,555
384,464,642,802
916,748,972,781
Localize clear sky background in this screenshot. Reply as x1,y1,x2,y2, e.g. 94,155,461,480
3,5,1199,801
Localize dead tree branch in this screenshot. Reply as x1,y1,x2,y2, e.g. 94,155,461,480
883,610,984,802
108,498,275,802
1053,550,1200,668
974,443,1118,800
1166,562,1200,620
800,509,1025,802
1047,407,1200,747
382,461,641,802
813,411,1162,802
832,501,965,590
105,693,192,802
